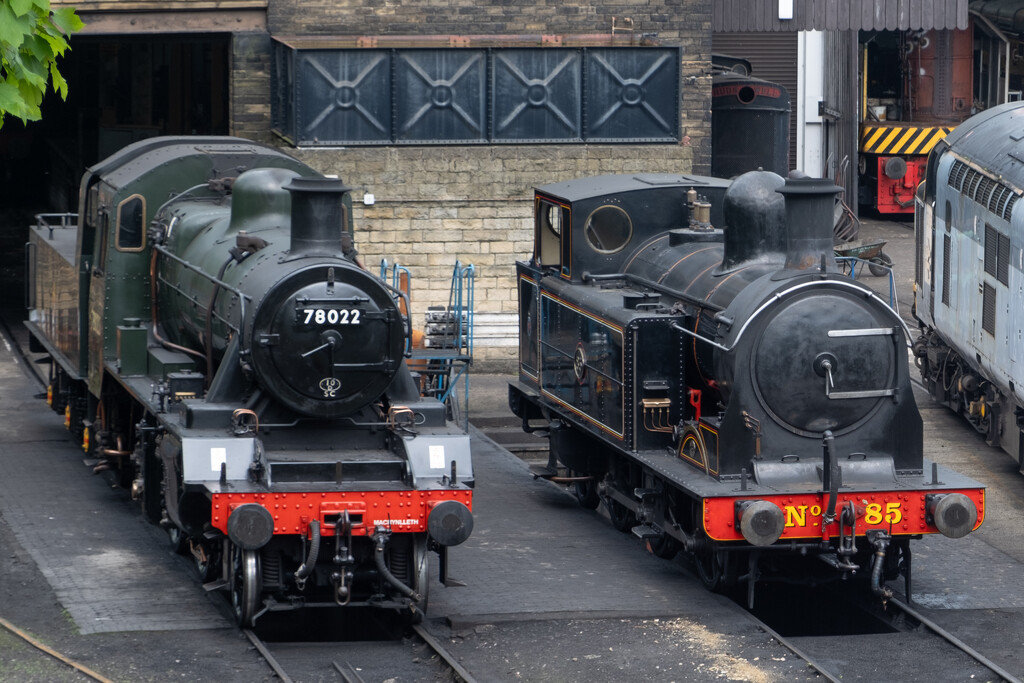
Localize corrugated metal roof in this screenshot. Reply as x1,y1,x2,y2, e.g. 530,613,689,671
713,0,969,32
942,100,1024,182
970,0,1024,33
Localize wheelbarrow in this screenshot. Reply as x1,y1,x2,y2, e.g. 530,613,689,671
834,239,892,277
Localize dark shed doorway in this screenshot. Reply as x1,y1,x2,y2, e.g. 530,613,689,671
0,34,230,214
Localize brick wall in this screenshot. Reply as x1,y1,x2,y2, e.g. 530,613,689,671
269,0,702,40
231,0,713,369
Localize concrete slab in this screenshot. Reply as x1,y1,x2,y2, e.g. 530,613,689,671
0,350,230,634
424,428,730,622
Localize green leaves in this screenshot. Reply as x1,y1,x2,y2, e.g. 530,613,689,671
9,0,38,16
0,0,82,129
50,6,83,34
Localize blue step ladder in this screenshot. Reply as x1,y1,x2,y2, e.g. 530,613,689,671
380,260,474,431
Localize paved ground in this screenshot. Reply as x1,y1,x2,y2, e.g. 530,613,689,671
0,334,277,682
0,375,228,635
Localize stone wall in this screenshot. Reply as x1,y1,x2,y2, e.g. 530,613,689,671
268,0,705,42
231,33,274,142
289,143,698,370
230,0,713,369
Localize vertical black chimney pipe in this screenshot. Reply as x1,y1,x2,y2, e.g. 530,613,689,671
776,177,843,272
284,177,353,257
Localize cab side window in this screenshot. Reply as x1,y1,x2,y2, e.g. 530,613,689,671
536,199,566,269
116,195,146,251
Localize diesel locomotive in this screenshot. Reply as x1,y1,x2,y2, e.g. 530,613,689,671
25,137,474,626
510,169,985,605
859,28,975,215
914,100,1024,473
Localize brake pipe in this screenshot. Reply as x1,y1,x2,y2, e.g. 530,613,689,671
373,529,420,602
294,520,320,589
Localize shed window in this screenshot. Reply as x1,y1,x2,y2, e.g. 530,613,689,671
272,43,681,146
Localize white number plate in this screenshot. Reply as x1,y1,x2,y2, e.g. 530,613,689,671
301,308,362,325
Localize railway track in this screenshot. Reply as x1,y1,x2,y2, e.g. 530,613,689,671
243,622,479,683
887,597,1021,683
737,591,1022,683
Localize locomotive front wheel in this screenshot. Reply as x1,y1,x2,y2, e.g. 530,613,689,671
231,546,261,627
649,533,681,560
571,472,600,510
191,540,217,583
167,525,188,555
607,498,637,533
695,546,725,591
411,535,430,622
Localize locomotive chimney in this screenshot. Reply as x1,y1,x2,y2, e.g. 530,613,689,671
776,177,843,272
284,177,353,257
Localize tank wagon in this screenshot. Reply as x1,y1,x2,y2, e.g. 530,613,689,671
859,28,974,215
26,137,474,626
711,72,790,180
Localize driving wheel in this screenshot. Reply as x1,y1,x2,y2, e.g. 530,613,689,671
231,546,261,627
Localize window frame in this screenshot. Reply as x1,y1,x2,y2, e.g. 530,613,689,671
115,194,147,253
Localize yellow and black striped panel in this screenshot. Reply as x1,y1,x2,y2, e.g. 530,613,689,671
860,123,955,156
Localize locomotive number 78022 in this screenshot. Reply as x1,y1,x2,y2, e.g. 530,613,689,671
301,308,362,325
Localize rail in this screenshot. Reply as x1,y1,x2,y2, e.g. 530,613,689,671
244,621,478,682
889,597,1022,683
727,589,1022,683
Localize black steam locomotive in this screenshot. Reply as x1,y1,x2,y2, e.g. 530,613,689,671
510,169,984,604
26,137,473,626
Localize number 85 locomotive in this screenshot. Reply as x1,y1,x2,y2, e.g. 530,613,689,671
27,137,473,626
510,170,984,605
